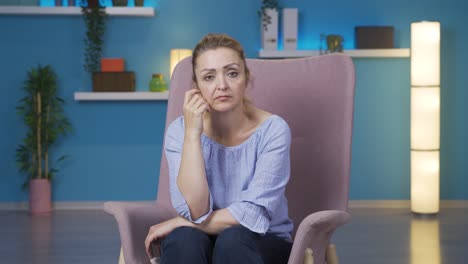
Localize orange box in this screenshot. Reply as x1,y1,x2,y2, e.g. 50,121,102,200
101,58,125,72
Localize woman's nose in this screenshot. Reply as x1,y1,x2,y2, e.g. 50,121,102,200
216,76,228,90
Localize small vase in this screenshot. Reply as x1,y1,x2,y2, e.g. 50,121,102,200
87,0,99,7
149,73,167,92
135,0,143,6
29,179,52,215
112,0,127,6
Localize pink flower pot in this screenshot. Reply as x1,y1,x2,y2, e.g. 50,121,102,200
29,179,52,215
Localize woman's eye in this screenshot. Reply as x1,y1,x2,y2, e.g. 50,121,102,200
203,75,214,81
228,71,238,78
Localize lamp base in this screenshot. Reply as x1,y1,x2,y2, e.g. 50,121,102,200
412,212,439,219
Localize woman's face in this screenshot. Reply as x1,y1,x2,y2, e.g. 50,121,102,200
194,47,247,113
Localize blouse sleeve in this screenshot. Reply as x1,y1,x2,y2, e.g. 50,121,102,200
227,117,291,234
164,117,213,223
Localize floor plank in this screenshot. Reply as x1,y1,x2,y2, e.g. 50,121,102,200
0,208,467,263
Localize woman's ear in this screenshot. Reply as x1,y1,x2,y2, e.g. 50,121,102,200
192,81,199,90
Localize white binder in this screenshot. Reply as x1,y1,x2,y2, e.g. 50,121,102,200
283,8,298,50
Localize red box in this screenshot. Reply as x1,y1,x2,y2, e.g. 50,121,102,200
101,58,125,72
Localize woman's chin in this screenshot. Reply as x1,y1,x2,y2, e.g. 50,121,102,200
210,105,235,113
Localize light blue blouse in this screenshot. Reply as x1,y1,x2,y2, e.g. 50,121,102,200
165,115,293,241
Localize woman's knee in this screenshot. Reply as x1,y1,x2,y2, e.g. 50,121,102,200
161,226,213,263
162,226,210,247
215,225,259,252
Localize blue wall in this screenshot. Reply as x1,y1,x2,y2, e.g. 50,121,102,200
1,0,467,202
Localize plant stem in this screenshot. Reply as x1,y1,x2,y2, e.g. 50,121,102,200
36,92,42,179
45,105,50,178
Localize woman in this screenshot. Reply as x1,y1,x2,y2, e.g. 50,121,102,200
145,33,293,264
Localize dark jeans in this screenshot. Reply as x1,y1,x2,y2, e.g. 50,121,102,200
160,225,292,264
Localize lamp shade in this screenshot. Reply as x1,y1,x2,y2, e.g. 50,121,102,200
410,21,441,214
170,49,192,78
411,151,440,213
411,87,440,149
411,22,440,86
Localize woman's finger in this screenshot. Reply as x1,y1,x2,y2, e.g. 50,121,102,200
145,233,157,258
184,89,199,106
187,95,209,115
186,92,204,108
195,101,210,114
191,96,208,111
145,239,153,258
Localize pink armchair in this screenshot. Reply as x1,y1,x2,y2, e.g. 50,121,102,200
104,53,355,264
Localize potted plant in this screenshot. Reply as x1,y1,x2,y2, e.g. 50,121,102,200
81,1,107,76
258,0,280,50
16,65,72,215
258,0,280,31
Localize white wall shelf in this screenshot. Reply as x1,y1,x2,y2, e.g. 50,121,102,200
0,6,155,16
259,49,410,58
74,91,169,101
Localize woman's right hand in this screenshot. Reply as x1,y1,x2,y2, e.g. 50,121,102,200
183,89,210,139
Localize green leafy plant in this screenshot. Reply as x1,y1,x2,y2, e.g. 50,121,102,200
258,0,280,31
81,3,107,75
16,65,72,189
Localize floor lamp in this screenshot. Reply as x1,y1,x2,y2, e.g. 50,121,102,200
410,21,441,215
170,49,192,78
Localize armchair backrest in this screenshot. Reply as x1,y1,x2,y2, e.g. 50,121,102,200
157,54,355,235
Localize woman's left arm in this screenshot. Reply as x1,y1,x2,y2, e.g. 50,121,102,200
145,209,238,257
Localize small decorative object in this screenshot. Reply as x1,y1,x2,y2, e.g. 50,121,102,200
170,49,192,77
93,72,135,91
101,58,125,72
282,8,298,51
135,0,143,6
16,65,71,215
81,1,107,76
64,0,75,6
320,34,344,55
112,0,127,6
55,0,73,6
355,26,394,49
258,0,279,51
149,73,167,92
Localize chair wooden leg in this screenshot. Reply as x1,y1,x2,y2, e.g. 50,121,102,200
118,247,125,264
303,248,314,264
326,244,339,264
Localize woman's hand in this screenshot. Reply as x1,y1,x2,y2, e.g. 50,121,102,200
183,89,210,139
144,216,190,259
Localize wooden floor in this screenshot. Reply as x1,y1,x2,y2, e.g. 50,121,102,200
0,207,467,263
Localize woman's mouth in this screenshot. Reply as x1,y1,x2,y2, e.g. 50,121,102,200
216,96,231,101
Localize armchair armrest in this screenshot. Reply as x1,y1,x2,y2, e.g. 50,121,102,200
287,210,350,264
104,201,178,264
